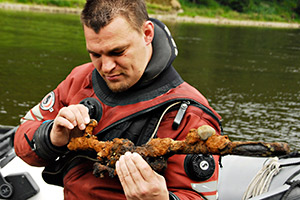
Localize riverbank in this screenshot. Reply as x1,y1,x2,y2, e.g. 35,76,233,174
1,2,299,29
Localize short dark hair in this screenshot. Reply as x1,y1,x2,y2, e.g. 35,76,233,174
81,0,149,33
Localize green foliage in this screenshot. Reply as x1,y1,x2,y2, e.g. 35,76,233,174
146,3,173,13
147,0,173,6
245,0,300,21
182,0,300,22
186,0,219,7
216,0,250,12
2,0,85,7
295,1,300,15
1,0,299,22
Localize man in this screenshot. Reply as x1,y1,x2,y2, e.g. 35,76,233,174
14,0,222,199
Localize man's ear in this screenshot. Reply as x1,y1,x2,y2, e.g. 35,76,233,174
143,21,154,45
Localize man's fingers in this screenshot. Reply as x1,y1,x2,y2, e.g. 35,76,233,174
57,107,77,127
80,105,90,123
117,152,153,182
54,115,75,130
68,105,90,130
116,152,168,199
75,104,90,127
50,104,90,147
124,152,143,181
117,153,136,182
116,155,134,196
57,105,90,130
130,152,154,181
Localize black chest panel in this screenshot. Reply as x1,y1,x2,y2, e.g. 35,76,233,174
95,99,223,146
97,105,168,146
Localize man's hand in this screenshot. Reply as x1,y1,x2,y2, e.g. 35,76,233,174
116,152,169,200
50,104,90,147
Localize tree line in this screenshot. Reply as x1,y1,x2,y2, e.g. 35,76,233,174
187,0,300,17
3,0,300,21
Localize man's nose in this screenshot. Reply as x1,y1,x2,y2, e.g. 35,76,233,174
101,55,116,73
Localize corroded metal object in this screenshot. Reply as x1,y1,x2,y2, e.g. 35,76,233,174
67,119,290,178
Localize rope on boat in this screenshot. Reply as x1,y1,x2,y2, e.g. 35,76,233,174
243,157,281,200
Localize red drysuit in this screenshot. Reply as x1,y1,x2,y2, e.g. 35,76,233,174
14,19,222,200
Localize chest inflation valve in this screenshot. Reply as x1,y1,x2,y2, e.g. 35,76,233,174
184,154,215,181
80,98,102,122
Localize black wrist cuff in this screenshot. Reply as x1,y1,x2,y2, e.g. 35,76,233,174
33,120,68,160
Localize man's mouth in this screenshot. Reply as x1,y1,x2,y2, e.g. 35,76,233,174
105,74,121,81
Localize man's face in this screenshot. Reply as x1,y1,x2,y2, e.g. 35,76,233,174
84,17,153,92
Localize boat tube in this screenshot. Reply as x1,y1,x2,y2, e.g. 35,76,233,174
218,154,300,199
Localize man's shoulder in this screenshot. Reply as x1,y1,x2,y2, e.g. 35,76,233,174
59,62,94,88
70,62,94,75
173,82,209,104
65,62,94,81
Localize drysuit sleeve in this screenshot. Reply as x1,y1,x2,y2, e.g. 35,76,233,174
14,64,94,167
13,89,67,166
157,105,222,200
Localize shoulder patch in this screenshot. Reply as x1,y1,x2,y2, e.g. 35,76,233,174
40,91,55,112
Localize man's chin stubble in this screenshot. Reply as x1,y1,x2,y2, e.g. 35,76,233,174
108,83,130,93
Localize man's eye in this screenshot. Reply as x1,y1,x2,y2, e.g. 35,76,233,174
91,53,101,58
111,50,125,56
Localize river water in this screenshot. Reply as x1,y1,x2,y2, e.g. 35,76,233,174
0,10,299,150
